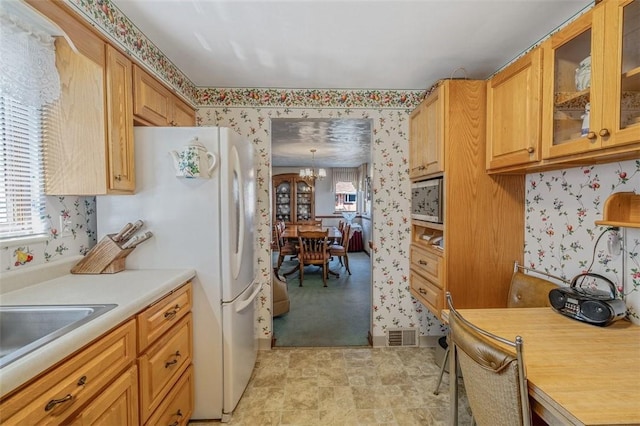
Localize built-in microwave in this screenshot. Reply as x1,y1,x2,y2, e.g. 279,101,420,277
411,177,443,223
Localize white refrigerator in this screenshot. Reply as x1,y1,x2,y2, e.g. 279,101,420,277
97,126,259,421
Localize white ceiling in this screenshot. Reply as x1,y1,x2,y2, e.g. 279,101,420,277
111,0,592,90
110,0,592,167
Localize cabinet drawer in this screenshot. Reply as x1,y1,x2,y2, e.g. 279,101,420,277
68,365,139,426
410,245,442,285
145,365,193,426
139,313,192,422
0,320,136,425
137,282,191,351
410,271,444,319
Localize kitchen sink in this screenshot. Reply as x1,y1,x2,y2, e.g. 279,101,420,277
0,304,117,369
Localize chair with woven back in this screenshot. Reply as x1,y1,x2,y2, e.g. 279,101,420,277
447,292,531,426
433,263,560,395
329,223,351,275
274,221,298,275
297,229,331,287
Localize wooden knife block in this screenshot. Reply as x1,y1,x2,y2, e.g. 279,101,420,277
71,234,135,274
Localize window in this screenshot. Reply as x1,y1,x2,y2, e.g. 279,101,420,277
0,96,47,238
334,181,357,212
0,3,61,239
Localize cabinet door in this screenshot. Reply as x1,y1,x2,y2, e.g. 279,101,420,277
541,8,602,159
295,179,314,223
422,86,445,175
68,365,139,426
487,48,543,170
273,176,293,224
105,46,135,192
409,88,445,178
600,0,640,148
409,102,429,179
133,65,171,126
171,97,196,127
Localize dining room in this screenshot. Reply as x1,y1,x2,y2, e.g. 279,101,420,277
270,118,374,347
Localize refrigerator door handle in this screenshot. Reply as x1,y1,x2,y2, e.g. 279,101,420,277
235,282,262,313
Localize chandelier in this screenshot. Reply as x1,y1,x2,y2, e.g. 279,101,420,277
299,149,326,181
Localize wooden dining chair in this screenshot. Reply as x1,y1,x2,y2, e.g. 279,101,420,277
447,292,531,426
274,222,298,275
297,229,330,287
329,224,351,275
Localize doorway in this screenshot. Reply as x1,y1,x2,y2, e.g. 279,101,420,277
270,118,373,347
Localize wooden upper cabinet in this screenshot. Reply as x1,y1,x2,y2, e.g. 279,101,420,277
273,174,315,225
133,65,195,127
45,36,134,195
541,0,640,161
106,46,135,192
409,86,445,180
486,48,543,172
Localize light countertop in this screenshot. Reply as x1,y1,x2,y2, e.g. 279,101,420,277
0,261,196,398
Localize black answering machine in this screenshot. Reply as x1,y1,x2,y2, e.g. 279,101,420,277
549,272,626,326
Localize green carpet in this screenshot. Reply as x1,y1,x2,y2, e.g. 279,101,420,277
272,251,371,347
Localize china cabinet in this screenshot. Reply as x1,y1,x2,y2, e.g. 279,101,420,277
273,173,315,225
409,80,525,320
541,0,640,160
409,86,444,180
486,48,543,171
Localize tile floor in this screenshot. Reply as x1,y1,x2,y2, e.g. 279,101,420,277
190,346,472,425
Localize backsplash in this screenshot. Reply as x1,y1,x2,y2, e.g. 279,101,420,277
525,159,640,324
0,196,96,271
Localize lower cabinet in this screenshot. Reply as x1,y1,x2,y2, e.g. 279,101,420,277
0,281,194,425
68,365,139,426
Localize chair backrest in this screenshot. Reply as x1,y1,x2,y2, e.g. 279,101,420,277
447,292,530,426
274,222,286,250
338,220,345,232
298,230,329,263
340,224,351,249
507,271,559,308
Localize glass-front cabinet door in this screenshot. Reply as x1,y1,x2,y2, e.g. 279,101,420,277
541,9,599,159
295,180,313,222
601,0,640,148
274,179,292,224
542,0,640,160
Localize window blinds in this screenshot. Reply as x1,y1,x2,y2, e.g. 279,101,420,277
332,168,359,192
0,96,47,238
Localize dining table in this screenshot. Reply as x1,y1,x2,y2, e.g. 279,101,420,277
280,225,342,240
443,307,640,426
279,225,342,279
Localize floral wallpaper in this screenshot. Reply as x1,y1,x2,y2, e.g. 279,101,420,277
1,196,96,272
525,159,640,325
197,103,447,343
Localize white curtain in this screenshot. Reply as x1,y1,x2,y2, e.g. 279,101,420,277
0,4,60,108
332,168,359,191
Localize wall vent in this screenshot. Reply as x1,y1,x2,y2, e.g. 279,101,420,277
387,328,418,347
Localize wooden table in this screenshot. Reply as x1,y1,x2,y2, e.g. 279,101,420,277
280,225,342,240
445,308,640,425
279,226,342,279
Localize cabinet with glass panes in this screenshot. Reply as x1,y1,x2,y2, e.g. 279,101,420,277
541,0,640,161
272,173,315,225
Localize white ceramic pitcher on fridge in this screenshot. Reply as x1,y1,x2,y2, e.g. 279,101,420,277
170,137,217,178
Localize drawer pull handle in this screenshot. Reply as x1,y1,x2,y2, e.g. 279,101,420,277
419,288,427,295
165,351,182,368
77,375,87,386
168,409,184,426
418,260,428,266
164,304,181,319
44,394,72,412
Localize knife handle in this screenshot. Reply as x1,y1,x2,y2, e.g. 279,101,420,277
112,223,132,242
120,220,144,242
